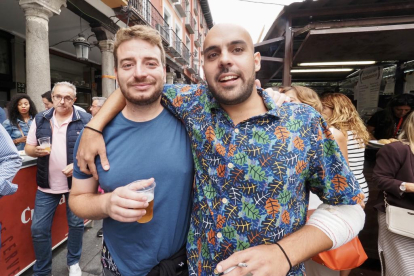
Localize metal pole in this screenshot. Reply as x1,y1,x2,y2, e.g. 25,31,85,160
283,18,292,86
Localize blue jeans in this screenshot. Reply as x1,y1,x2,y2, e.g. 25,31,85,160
31,190,84,276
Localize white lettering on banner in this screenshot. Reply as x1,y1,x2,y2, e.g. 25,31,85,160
21,207,34,224
59,195,65,205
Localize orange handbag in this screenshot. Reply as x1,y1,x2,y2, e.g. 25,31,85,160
311,237,368,271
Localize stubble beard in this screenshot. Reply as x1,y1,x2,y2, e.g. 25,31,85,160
120,80,163,106
208,67,256,106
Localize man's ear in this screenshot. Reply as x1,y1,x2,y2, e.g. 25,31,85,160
254,52,261,72
115,67,119,83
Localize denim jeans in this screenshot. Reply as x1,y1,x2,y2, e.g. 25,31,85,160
31,190,84,276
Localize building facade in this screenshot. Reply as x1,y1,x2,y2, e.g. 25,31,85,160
0,0,213,112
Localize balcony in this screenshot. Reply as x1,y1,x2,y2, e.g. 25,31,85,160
185,11,195,34
193,5,198,16
176,43,190,65
119,0,170,45
194,31,201,48
187,57,198,74
174,0,187,17
167,29,183,58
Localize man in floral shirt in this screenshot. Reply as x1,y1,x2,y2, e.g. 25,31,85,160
77,24,365,276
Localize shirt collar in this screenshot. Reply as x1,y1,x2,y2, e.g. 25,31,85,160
17,116,33,123
52,110,73,127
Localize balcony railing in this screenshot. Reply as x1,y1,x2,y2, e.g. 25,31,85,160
127,0,170,44
182,44,190,65
185,11,195,34
168,29,183,58
187,57,198,74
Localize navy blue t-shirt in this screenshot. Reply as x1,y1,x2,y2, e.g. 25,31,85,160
73,108,194,276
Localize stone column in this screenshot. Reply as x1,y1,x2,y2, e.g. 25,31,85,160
91,25,115,98
19,0,66,111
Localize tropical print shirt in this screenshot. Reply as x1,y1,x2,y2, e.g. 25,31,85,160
161,84,364,276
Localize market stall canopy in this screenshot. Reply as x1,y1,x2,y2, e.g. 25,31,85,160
256,0,414,85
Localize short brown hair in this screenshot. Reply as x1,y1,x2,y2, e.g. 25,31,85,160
113,25,166,67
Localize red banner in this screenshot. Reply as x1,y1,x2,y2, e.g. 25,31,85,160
0,165,71,276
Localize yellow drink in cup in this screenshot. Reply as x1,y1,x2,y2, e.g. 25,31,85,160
38,137,51,153
128,180,156,223
138,193,154,223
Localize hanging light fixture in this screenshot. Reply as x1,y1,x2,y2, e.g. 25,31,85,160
73,33,90,60
72,15,90,61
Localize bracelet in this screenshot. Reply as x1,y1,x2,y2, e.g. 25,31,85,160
275,242,292,271
84,126,103,135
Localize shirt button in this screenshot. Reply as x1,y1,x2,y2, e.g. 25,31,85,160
217,232,222,238
228,163,234,169
234,128,240,133
222,198,228,204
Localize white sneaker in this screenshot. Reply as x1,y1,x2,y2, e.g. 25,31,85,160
68,263,82,276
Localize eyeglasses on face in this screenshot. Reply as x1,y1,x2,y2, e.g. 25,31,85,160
53,95,74,103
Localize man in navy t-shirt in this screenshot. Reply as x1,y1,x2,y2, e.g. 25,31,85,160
69,25,194,276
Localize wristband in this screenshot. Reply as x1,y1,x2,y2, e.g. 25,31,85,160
275,242,292,271
84,126,103,135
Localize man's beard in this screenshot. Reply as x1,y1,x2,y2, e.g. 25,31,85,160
120,79,163,106
208,67,256,106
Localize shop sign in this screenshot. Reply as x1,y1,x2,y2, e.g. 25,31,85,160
355,66,383,114
16,82,25,93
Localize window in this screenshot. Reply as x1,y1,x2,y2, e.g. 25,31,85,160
175,24,182,51
142,0,151,23
185,0,190,12
164,9,171,26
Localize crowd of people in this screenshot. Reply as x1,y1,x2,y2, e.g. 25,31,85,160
0,22,413,276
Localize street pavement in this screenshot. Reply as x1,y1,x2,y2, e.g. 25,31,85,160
19,219,381,276
20,220,103,276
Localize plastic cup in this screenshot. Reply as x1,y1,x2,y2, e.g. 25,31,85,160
129,180,156,223
38,137,51,153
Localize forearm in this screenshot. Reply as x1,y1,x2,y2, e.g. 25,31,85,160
277,225,332,267
88,88,125,131
24,144,37,157
69,192,111,220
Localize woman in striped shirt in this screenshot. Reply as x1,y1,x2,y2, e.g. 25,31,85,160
281,87,357,276
320,93,370,203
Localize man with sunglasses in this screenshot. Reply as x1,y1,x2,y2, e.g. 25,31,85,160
25,81,91,276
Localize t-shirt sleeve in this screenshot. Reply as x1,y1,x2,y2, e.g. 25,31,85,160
161,83,207,120
26,120,38,146
72,130,93,180
307,115,364,205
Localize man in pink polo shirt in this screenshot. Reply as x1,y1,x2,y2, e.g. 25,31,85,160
25,81,91,276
